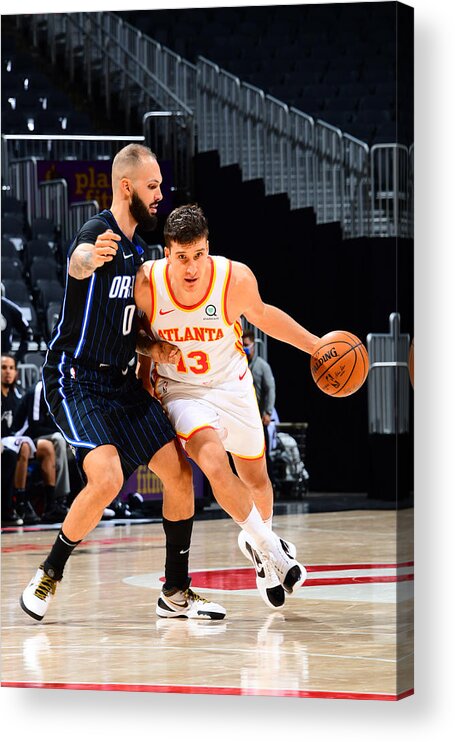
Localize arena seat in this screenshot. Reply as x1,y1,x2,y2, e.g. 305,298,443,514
2,278,32,304
1,257,24,282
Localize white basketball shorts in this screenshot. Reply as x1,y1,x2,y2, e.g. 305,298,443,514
155,377,265,459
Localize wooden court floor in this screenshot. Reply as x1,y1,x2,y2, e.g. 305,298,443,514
1,510,414,701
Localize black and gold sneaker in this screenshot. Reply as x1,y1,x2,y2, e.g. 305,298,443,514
156,586,226,620
19,565,60,621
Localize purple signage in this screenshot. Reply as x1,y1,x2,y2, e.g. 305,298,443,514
119,460,206,503
36,159,174,214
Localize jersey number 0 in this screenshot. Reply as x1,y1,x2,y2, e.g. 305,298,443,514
122,305,136,335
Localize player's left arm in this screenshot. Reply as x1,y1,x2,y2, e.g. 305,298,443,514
230,262,320,355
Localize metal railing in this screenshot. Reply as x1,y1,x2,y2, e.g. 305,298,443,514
39,179,68,240
143,111,194,200
32,13,195,124
69,200,100,241
370,144,411,238
314,119,344,225
1,134,145,174
342,133,371,238
366,313,410,434
196,57,413,238
17,363,41,389
7,157,69,240
288,108,315,211
3,138,147,243
7,157,40,229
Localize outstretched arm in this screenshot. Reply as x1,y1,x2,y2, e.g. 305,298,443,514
228,262,320,355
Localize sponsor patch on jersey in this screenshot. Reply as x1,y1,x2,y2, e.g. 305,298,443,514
203,304,219,320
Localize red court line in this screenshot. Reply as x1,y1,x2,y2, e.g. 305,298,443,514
306,562,414,572
184,567,414,590
0,681,414,701
305,574,414,587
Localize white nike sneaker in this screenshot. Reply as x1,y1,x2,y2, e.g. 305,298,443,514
20,565,60,621
238,530,297,562
249,545,286,609
269,533,307,594
238,530,306,594
156,587,226,620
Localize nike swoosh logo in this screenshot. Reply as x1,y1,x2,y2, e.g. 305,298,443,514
124,253,134,259
159,308,175,315
168,598,189,608
179,548,190,555
252,549,265,579
239,368,248,380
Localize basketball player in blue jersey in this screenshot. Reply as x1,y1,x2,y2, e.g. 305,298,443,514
20,146,225,622
135,205,321,610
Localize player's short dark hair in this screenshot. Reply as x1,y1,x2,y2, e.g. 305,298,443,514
164,204,209,247
242,329,255,343
1,353,17,368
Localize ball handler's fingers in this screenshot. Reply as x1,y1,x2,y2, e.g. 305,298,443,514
96,230,121,252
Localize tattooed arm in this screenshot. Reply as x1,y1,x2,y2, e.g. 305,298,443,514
136,330,180,396
69,229,121,280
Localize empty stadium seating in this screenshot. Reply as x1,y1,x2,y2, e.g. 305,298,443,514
115,4,412,146
1,36,94,135
1,205,63,347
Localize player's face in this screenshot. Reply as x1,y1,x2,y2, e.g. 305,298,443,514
129,158,163,230
165,238,210,292
1,356,17,387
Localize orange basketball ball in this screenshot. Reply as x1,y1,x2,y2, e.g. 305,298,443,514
311,330,369,397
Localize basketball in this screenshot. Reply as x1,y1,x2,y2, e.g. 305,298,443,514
311,330,369,397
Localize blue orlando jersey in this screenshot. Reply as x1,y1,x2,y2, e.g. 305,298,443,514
49,210,146,368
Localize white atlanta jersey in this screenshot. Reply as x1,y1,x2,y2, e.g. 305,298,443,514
148,255,249,390
147,255,265,458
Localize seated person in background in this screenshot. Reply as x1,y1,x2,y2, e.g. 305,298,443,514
13,380,70,524
242,329,277,476
1,354,26,526
1,292,34,363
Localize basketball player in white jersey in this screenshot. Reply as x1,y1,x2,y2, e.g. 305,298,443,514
135,205,320,611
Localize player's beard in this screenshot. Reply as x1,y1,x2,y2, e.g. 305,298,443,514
129,190,158,231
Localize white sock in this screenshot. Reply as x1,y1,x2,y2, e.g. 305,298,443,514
236,505,275,553
263,515,273,530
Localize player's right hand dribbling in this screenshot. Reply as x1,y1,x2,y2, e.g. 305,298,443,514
93,229,121,266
